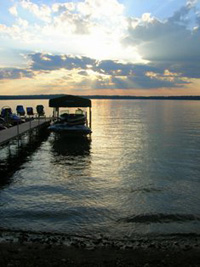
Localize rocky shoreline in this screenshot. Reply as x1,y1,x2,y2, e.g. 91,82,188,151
0,229,200,266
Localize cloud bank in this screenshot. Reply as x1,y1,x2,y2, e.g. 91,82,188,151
0,0,200,94
0,52,190,90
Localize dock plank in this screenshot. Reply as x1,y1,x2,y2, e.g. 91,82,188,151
0,118,51,146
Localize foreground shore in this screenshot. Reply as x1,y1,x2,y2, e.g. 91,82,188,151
0,230,200,266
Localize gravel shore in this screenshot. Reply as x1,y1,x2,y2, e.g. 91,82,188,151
0,230,200,266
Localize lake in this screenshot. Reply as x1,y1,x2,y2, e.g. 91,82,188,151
0,99,200,239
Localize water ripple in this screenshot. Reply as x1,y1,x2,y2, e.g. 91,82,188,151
118,213,200,224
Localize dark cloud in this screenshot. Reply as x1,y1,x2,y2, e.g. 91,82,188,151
112,76,186,89
168,61,200,79
124,19,200,63
123,3,200,79
30,53,97,70
75,73,187,90
0,68,33,79
30,54,165,77
103,73,188,90
0,50,191,90
168,5,192,24
27,52,190,89
96,60,163,76
78,70,88,76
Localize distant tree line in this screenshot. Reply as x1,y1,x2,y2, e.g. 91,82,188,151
1,95,200,100
0,94,64,100
87,95,200,100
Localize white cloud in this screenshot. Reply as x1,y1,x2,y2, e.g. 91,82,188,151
141,13,155,23
17,18,29,29
1,0,200,92
0,0,135,62
77,0,124,19
9,5,18,16
0,22,39,43
19,0,52,22
52,2,75,13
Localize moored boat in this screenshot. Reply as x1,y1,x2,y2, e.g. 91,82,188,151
48,95,92,137
49,123,92,136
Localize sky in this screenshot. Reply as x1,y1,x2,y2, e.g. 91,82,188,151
0,0,200,96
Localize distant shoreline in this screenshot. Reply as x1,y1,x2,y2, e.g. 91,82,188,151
1,95,200,100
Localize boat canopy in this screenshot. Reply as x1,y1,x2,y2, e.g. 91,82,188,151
49,95,91,108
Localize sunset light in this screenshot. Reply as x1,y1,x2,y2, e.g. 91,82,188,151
0,0,200,96
1,2,200,265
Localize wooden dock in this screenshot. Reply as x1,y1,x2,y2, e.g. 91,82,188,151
0,118,51,146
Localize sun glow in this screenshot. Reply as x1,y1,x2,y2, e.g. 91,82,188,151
0,0,200,95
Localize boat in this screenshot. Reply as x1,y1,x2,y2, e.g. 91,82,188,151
49,123,92,136
59,110,86,125
1,106,23,126
48,95,92,136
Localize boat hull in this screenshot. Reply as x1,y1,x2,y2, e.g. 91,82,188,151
48,124,92,136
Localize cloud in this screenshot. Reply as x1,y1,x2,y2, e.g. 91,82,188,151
168,5,192,23
110,75,186,90
187,0,198,8
49,0,126,39
0,0,199,93
13,2,157,68
78,70,89,76
9,5,18,16
0,50,191,90
29,53,97,71
17,18,29,29
28,53,150,76
26,52,188,89
0,68,33,79
96,60,163,76
19,0,52,23
52,10,92,35
52,3,75,13
0,21,37,43
123,2,200,79
77,0,124,20
0,0,129,61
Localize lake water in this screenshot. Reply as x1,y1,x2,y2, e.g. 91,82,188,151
0,99,200,239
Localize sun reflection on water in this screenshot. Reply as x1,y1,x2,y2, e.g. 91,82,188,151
1,100,200,237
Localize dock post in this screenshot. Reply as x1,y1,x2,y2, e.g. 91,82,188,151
85,111,88,127
89,107,92,129
17,121,19,136
17,121,20,147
